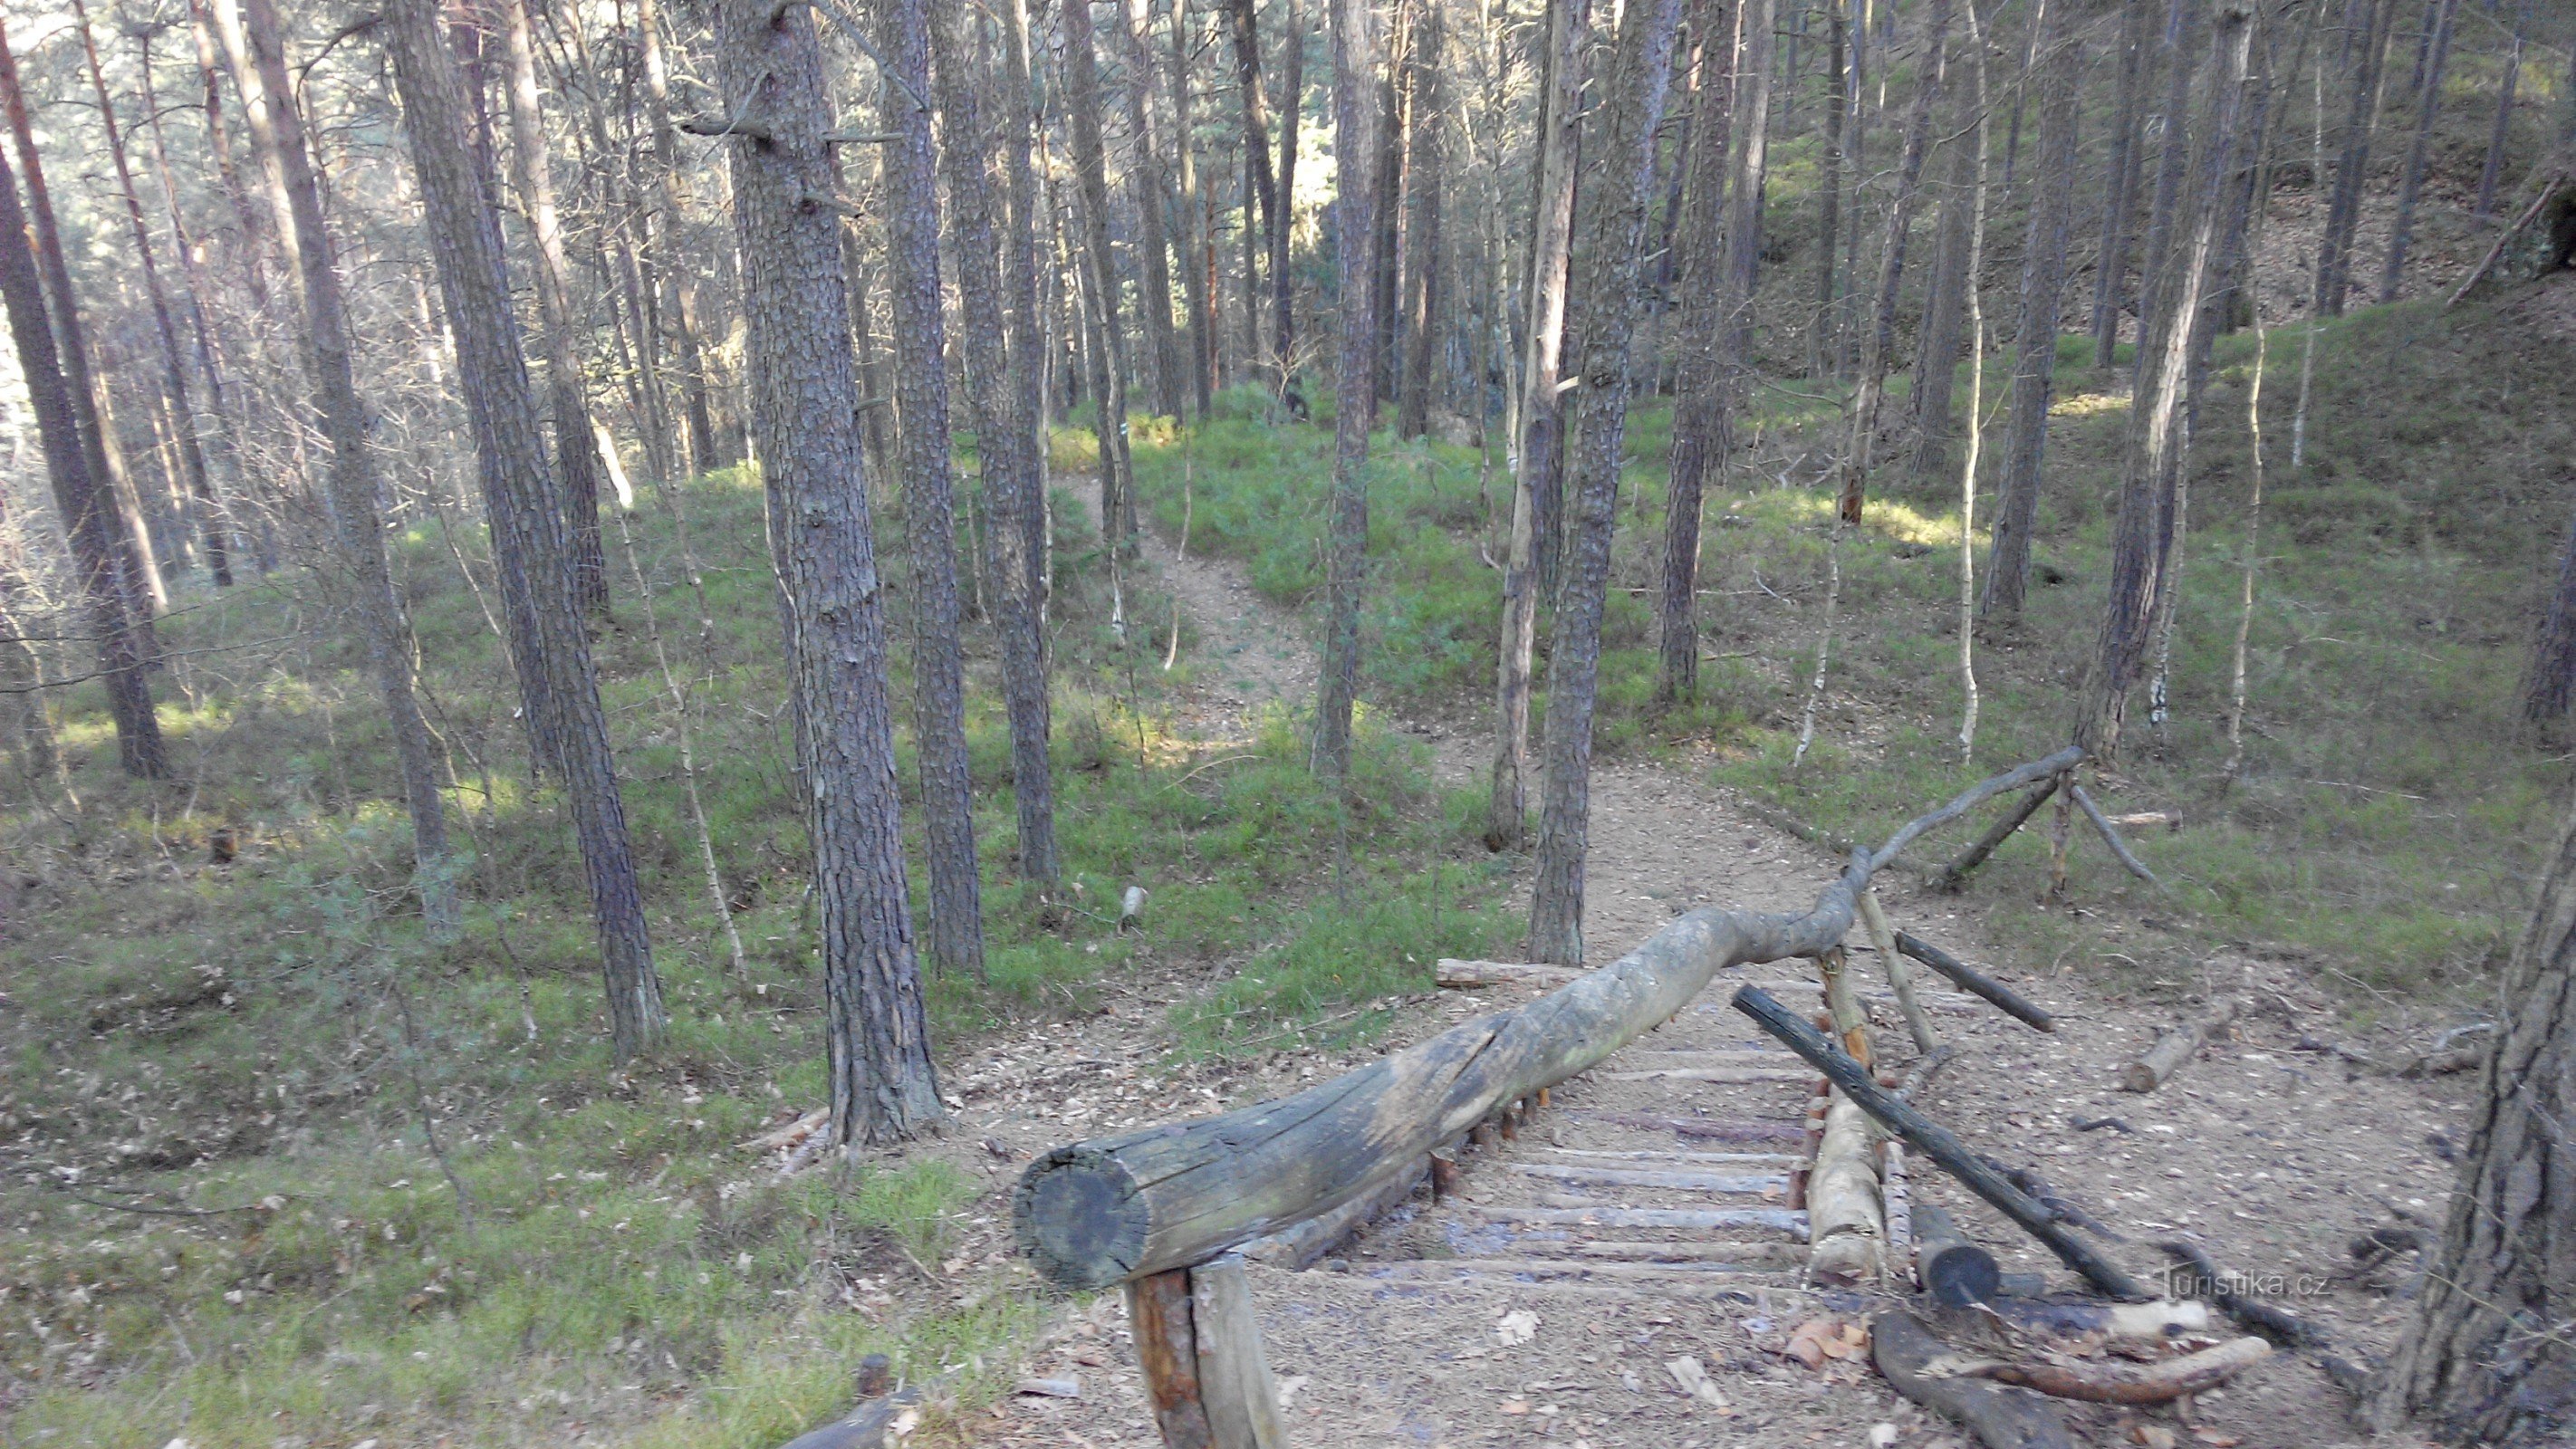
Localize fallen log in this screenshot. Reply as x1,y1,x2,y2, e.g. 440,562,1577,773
1807,1097,1886,1282
1240,1158,1429,1271
2119,998,2242,1093
2067,783,2161,886
1015,752,2089,1291
1871,1310,2075,1449
1732,985,2151,1300
1916,1204,2001,1307
1964,1335,2273,1405
1895,933,2057,1032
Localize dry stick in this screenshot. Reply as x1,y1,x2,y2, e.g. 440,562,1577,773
2066,782,2160,885
1896,931,2056,1032
1859,888,1939,1053
612,503,749,975
2444,168,2561,309
1955,0,1990,763
1935,776,2060,890
1732,984,2151,1300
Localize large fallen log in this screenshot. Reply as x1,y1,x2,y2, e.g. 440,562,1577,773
1014,750,2088,1291
2119,998,2242,1093
1872,1310,2075,1449
1895,933,2057,1032
1732,984,2151,1300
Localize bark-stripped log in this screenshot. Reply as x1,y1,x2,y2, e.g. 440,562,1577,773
1809,1100,1885,1282
1966,1336,2273,1405
2119,998,2240,1092
1017,753,2086,1290
1733,984,2151,1300
1896,933,2057,1032
1873,1309,2076,1449
1917,1204,2001,1306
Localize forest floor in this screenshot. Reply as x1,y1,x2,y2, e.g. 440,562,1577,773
927,496,2478,1449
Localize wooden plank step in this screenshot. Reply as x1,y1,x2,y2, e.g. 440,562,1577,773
1373,1256,1790,1281
1512,1163,1787,1194
1360,1270,1802,1303
1541,1240,1804,1266
1533,1147,1802,1167
1603,1066,1812,1084
1469,1205,1809,1237
1568,1112,1803,1143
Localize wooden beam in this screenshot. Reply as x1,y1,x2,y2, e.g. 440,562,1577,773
1731,984,2151,1300
1127,1268,1215,1448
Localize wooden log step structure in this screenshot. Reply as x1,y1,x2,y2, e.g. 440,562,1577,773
1510,1161,1789,1193
1533,1145,1802,1166
1011,748,2086,1445
1570,1111,1804,1142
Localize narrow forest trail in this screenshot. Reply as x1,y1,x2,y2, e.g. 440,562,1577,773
958,512,2463,1449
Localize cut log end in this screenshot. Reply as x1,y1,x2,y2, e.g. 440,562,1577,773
1014,1146,1150,1291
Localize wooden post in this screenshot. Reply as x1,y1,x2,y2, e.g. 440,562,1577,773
1128,1267,1216,1448
1192,1254,1290,1448
1127,1256,1289,1449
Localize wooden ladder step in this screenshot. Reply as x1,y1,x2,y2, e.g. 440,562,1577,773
1533,1146,1803,1167
1512,1163,1787,1194
1468,1204,1810,1237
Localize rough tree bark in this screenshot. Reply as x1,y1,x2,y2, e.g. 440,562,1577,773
386,0,666,1049
932,0,1059,883
2091,0,2152,369
1312,0,1384,782
1526,0,1686,964
714,0,941,1144
1817,0,1846,371
1123,0,1186,417
501,0,609,612
998,0,1053,612
2367,782,2576,1440
2377,0,2455,302
879,0,987,978
1395,0,1445,440
2075,3,2249,758
1168,0,1216,415
2317,0,2395,315
1274,0,1303,379
69,0,229,590
637,0,721,473
1064,0,1139,548
213,0,472,926
1486,0,1584,848
1982,0,2078,623
1908,120,1975,489
0,29,162,628
0,85,164,780
1226,0,1283,377
1656,0,1740,705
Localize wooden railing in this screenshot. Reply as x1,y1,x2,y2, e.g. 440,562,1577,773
1009,746,2083,1445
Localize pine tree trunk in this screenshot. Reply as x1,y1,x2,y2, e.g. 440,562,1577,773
1526,0,1686,965
214,0,467,932
2131,0,2205,388
716,0,941,1144
2317,0,2395,316
1123,0,1186,418
1274,0,1304,379
2475,1,2526,222
2076,5,2249,758
1064,0,1139,548
998,0,1053,612
2377,0,2454,302
0,33,163,630
2367,782,2576,1439
879,0,987,980
1312,0,1385,782
1834,0,1951,527
1817,0,1846,372
2091,0,2152,369
70,0,229,590
1226,0,1283,379
1169,0,1216,417
0,94,164,780
638,0,722,475
502,0,609,613
1487,0,1585,849
1981,0,2076,623
386,0,666,1048
1657,0,1740,705
934,0,1059,884
1909,129,1975,488
1396,0,1445,440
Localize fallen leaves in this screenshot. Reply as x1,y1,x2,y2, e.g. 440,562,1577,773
1783,1317,1870,1370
